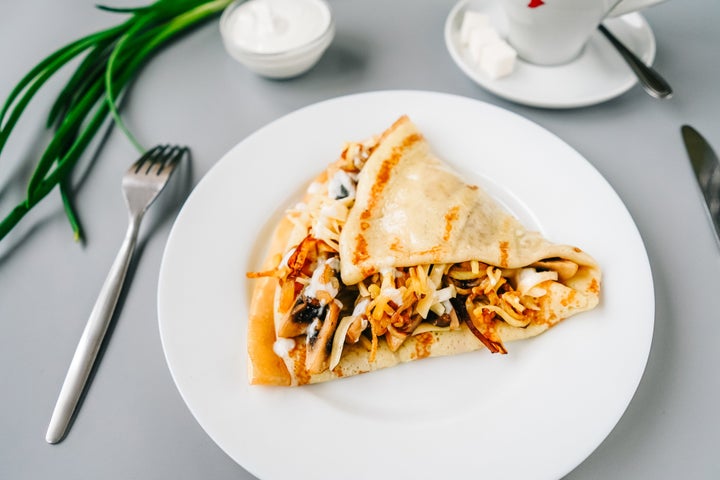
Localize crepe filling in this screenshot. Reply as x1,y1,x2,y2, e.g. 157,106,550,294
248,134,583,376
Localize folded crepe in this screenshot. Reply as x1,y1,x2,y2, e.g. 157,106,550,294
247,115,601,386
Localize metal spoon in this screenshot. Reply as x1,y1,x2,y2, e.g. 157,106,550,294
598,23,672,99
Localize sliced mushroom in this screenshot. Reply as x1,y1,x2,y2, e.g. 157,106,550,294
345,316,367,343
427,311,452,328
397,313,423,334
342,296,370,343
446,276,482,294
277,296,326,338
305,301,341,374
530,258,579,281
384,325,407,352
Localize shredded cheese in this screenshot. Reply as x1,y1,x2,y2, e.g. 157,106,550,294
516,268,558,297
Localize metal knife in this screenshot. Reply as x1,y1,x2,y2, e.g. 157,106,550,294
681,125,720,247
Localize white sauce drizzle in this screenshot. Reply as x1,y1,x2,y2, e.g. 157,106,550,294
273,337,295,360
304,257,340,304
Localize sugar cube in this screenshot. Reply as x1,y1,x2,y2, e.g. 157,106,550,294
467,26,502,63
477,40,517,79
460,10,491,44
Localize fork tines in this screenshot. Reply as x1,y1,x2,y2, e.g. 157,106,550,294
132,144,188,175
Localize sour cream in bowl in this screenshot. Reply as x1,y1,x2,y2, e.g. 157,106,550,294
220,0,335,79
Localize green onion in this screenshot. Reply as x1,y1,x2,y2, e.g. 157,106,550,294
0,0,235,242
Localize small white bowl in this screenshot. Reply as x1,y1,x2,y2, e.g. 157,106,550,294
220,0,335,79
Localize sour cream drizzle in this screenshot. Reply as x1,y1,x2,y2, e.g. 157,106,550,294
304,257,340,303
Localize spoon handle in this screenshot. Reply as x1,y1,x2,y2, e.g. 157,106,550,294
598,24,673,99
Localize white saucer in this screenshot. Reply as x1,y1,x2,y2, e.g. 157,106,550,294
445,0,657,108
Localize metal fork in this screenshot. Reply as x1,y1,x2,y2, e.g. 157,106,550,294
46,145,187,444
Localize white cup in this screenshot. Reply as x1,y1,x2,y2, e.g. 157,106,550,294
500,0,666,65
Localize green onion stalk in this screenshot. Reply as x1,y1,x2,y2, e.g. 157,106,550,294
0,0,234,242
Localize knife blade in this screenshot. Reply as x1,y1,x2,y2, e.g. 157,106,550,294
681,125,720,247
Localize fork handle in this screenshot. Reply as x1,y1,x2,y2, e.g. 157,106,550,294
46,215,141,444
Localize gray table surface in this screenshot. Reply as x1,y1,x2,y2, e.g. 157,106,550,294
2,0,719,478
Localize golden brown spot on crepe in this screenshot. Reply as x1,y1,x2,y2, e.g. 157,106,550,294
443,205,460,242
535,295,557,328
359,133,422,222
332,365,344,378
412,332,435,359
390,238,403,252
289,342,310,386
573,247,582,253
360,221,370,230
535,295,557,326
411,245,443,260
468,184,478,191
561,289,577,307
588,278,600,295
498,241,509,267
361,267,378,279
354,234,370,264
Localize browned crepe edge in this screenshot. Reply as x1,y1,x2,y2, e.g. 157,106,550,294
247,217,294,386
247,167,335,386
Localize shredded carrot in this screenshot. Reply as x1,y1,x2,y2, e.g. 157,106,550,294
246,269,278,278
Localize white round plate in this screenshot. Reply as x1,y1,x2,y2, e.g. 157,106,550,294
158,90,654,480
445,0,657,108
